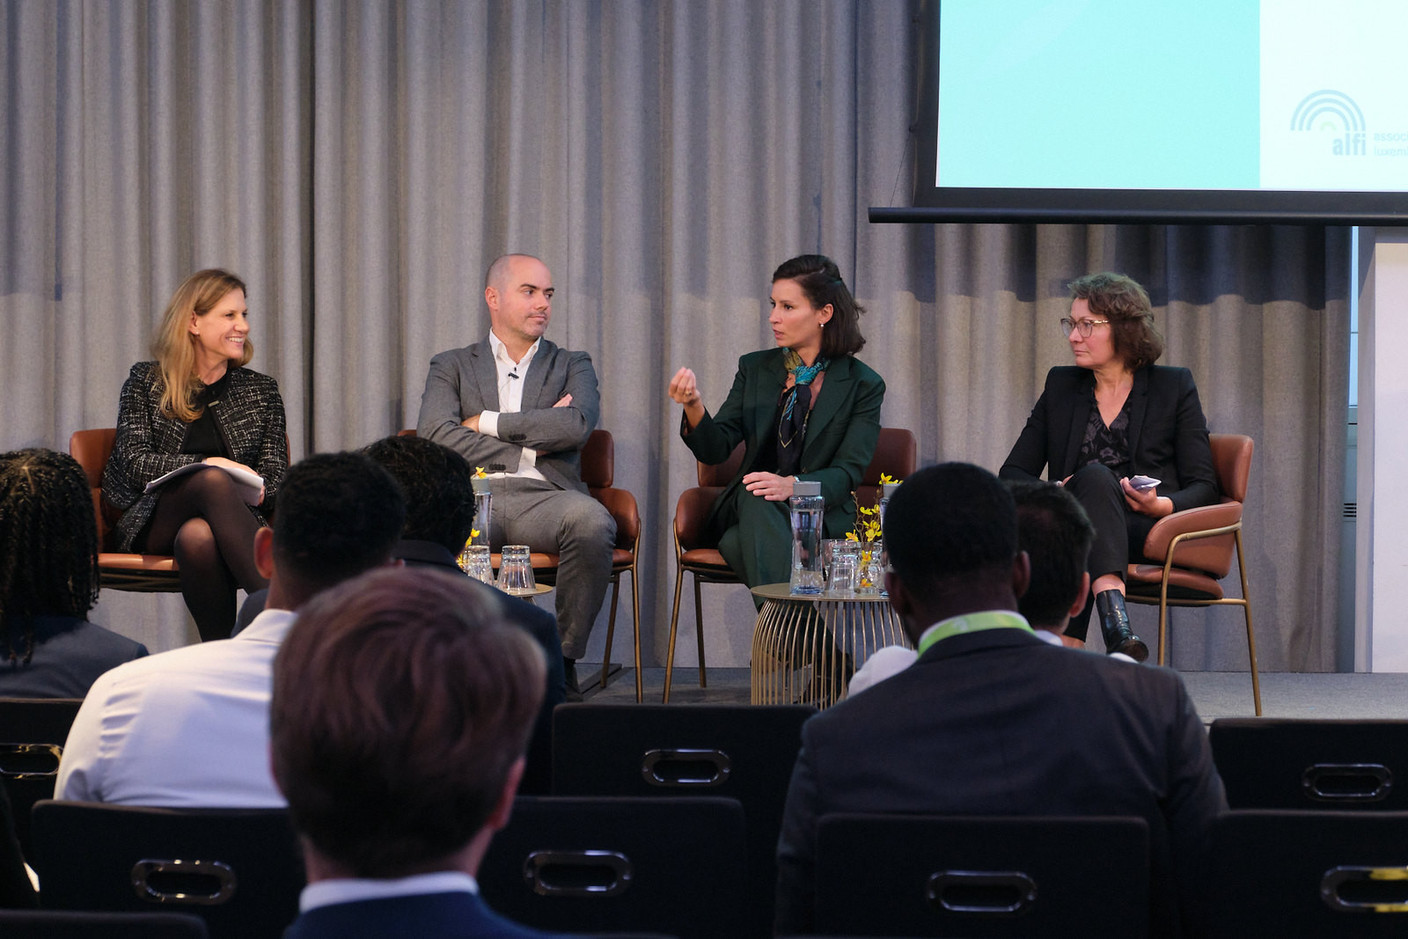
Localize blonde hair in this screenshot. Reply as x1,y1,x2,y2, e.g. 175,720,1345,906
153,269,252,422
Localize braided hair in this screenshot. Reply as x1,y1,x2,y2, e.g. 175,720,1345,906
0,449,101,664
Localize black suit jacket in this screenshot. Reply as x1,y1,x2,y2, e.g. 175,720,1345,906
775,628,1226,937
284,889,566,938
1000,365,1217,513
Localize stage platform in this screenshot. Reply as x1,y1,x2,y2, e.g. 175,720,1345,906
581,666,1408,722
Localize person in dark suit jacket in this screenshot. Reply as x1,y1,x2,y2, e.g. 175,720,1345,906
103,269,287,641
1000,272,1217,659
272,567,566,939
0,449,147,698
361,434,566,793
418,254,614,691
774,464,1227,938
668,255,885,590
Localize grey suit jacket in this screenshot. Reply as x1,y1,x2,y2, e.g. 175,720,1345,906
417,337,598,493
775,627,1226,937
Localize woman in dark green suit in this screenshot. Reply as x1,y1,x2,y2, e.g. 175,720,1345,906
669,255,885,591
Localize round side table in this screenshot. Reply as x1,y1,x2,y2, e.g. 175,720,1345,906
749,583,911,709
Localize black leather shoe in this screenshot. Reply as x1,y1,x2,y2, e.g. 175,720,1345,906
563,658,583,702
1095,590,1149,663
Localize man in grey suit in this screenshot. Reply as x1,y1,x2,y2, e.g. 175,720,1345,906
774,463,1226,938
418,254,615,692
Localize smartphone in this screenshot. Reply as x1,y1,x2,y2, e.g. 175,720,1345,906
1129,475,1161,491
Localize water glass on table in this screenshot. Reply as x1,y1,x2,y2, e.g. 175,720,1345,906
826,541,861,597
458,543,494,585
498,544,537,594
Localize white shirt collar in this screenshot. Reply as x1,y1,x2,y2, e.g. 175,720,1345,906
488,330,540,370
300,871,479,912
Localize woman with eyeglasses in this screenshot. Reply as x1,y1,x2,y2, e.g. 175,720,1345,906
999,272,1216,660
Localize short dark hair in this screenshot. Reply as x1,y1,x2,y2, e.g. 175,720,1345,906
272,452,406,595
883,463,1018,598
772,254,867,358
0,449,101,663
1008,481,1094,629
362,436,474,552
1069,272,1164,371
271,567,545,877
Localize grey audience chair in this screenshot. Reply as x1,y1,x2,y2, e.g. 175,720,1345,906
0,910,209,938
0,697,83,857
29,801,303,939
813,814,1151,938
1207,809,1408,937
552,703,814,939
479,795,745,939
1210,718,1408,810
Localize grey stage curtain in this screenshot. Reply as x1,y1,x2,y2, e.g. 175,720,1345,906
1,0,1347,672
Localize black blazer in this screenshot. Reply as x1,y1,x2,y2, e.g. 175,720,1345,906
1000,365,1217,513
775,628,1227,937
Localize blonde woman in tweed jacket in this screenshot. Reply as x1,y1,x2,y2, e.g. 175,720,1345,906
103,270,287,641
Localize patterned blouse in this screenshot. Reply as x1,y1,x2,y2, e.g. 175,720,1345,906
1077,397,1133,478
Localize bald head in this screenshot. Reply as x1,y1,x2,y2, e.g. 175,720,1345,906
483,254,554,358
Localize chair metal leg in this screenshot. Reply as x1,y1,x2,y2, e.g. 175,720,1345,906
664,565,688,703
1235,531,1262,716
599,573,621,693
693,575,707,688
628,563,642,702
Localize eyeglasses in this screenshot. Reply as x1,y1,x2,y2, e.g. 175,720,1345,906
1059,317,1110,338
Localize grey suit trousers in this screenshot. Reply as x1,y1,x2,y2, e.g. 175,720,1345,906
487,476,615,660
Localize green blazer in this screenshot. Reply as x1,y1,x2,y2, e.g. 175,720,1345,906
682,349,885,537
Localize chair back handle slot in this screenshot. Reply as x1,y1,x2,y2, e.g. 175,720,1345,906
523,850,633,897
0,742,63,778
1322,866,1408,912
1302,763,1393,802
130,858,238,905
927,870,1037,915
639,748,731,787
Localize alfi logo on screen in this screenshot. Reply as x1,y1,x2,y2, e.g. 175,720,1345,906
1291,90,1366,156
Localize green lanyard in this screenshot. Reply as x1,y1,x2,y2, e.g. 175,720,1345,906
915,611,1033,657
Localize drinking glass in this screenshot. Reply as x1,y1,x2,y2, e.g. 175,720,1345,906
498,544,537,594
827,542,861,597
458,543,494,585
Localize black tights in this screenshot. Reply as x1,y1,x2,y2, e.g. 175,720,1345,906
1063,463,1157,642
137,467,267,642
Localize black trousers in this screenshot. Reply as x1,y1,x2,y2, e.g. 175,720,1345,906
1063,463,1157,641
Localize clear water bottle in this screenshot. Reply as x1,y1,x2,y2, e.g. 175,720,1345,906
789,480,824,595
471,478,492,547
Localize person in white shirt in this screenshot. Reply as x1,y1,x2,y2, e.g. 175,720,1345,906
274,566,562,939
417,254,615,695
54,451,406,806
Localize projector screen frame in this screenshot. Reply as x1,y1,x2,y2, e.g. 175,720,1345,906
887,0,1408,226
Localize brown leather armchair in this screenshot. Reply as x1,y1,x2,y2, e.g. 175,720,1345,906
1126,433,1260,715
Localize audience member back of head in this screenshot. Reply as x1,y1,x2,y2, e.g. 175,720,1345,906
0,448,147,698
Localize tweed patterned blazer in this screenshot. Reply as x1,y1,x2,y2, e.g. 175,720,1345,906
103,361,288,551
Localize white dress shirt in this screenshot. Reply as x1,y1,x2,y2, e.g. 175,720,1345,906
300,871,479,913
476,331,547,483
55,608,298,807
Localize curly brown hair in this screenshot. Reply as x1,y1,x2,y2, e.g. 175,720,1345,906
1069,272,1164,371
0,449,101,664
